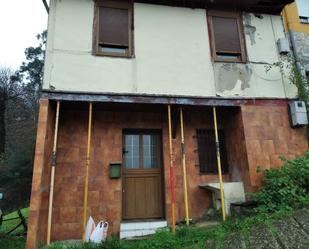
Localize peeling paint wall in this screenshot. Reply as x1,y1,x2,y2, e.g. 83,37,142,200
214,14,297,98
244,14,257,46
43,0,298,99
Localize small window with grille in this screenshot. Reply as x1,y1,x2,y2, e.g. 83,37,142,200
196,129,229,174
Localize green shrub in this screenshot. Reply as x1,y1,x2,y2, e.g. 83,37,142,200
253,152,309,212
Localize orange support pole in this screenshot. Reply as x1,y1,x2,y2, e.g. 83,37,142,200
212,106,226,222
47,101,61,245
180,108,190,225
82,103,93,240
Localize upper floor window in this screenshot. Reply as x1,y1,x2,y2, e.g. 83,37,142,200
207,10,247,63
94,0,134,57
296,0,309,24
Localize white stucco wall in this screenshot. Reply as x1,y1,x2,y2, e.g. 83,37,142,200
43,0,297,98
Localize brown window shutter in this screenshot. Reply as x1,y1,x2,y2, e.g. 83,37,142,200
197,129,229,174
212,16,241,53
99,7,129,46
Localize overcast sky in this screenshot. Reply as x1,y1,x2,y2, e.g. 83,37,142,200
0,0,48,70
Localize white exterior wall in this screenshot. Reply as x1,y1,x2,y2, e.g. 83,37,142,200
43,0,297,98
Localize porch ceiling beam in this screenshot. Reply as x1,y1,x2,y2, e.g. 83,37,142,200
134,0,293,15
42,91,291,107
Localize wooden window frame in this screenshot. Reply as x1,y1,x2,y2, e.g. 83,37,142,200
207,10,247,63
93,0,134,58
196,129,229,175
122,130,162,172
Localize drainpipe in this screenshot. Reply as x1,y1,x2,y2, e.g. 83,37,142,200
42,0,49,14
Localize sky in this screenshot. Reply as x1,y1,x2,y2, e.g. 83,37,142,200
0,0,48,70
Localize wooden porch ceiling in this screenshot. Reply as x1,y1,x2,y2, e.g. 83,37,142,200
134,0,293,14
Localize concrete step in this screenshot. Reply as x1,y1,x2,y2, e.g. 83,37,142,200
120,220,167,239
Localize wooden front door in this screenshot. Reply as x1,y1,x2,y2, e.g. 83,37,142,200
122,131,164,220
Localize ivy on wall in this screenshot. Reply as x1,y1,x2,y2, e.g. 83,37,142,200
266,54,309,143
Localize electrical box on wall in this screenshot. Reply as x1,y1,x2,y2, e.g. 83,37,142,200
277,38,290,54
288,101,308,127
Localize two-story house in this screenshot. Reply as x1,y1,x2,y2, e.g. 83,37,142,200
27,0,308,248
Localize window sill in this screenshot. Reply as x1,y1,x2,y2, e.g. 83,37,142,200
214,59,247,64
95,51,135,59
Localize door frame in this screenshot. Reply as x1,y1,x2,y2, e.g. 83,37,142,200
121,129,165,220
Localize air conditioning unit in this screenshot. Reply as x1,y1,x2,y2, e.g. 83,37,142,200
288,101,308,127
277,38,290,54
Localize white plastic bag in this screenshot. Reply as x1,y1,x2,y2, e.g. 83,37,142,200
90,221,105,243
102,222,109,241
85,216,96,242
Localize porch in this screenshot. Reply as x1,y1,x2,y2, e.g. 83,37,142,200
26,98,308,247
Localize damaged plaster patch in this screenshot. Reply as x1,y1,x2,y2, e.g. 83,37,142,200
244,13,257,46
215,63,253,97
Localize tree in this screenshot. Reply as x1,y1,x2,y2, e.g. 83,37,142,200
0,67,23,155
18,30,47,113
0,31,46,211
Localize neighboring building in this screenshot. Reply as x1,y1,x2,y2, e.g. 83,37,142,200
27,0,308,248
283,0,309,73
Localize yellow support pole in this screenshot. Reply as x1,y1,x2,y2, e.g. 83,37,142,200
179,108,190,225
47,101,61,245
167,105,176,233
212,106,226,222
83,103,93,241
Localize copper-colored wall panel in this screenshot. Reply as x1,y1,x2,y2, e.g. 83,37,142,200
28,101,308,248
242,104,308,189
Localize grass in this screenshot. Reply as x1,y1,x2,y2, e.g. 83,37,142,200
45,209,293,249
0,236,26,249
0,207,29,235
0,207,29,249
0,208,294,249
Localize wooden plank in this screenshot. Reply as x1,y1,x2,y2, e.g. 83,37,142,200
42,91,292,107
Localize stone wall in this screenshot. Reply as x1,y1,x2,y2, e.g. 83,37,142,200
290,31,309,70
